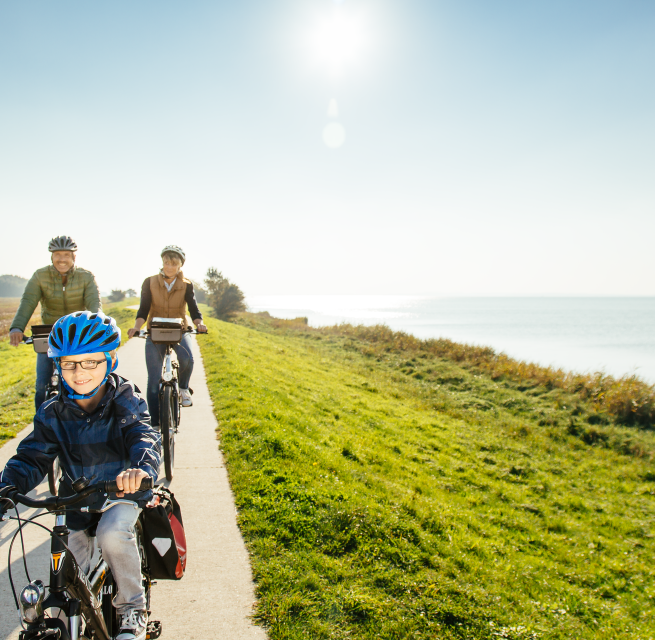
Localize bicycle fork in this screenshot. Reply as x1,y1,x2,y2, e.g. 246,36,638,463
162,352,174,383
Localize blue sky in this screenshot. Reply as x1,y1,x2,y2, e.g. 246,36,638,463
1,1,653,296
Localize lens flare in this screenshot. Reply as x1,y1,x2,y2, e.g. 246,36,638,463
327,99,339,118
323,122,346,149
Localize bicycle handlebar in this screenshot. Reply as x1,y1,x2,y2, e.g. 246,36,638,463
3,477,153,512
132,327,208,338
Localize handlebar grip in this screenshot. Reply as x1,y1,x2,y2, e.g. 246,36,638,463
104,476,154,493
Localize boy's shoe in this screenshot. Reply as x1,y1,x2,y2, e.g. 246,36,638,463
116,609,148,640
180,389,193,407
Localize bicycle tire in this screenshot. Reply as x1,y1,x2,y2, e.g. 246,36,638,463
161,385,175,481
136,518,152,613
173,386,180,428
48,458,61,496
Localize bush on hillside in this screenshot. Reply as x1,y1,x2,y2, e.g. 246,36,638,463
317,323,655,430
108,290,126,302
126,288,137,298
204,268,245,321
0,275,27,298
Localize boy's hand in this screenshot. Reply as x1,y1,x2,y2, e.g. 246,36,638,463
115,468,149,497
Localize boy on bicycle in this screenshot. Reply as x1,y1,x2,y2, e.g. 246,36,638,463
0,311,161,640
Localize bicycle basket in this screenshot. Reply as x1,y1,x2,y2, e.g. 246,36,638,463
150,318,184,344
140,486,187,580
30,324,54,354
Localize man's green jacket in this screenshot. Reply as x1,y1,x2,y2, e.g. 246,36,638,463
11,265,102,331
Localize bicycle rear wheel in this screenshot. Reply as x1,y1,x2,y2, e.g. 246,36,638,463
160,385,175,481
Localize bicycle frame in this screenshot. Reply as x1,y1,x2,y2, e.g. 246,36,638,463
3,479,157,640
22,330,62,496
158,345,180,482
21,331,59,401
135,326,205,481
36,510,113,640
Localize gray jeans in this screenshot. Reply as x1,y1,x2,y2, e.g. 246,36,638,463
68,502,145,613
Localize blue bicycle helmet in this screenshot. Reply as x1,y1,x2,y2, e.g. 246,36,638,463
48,311,121,399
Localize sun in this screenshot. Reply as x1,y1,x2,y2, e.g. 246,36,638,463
310,11,367,74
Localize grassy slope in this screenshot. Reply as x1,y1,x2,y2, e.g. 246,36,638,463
198,315,655,640
0,299,138,448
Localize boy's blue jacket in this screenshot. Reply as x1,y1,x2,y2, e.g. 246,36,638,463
0,373,161,531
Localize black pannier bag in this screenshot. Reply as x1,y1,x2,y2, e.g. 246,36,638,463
140,486,187,580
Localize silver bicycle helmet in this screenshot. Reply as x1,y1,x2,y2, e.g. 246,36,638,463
161,245,186,265
48,236,78,252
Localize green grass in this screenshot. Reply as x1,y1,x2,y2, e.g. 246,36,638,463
0,299,138,448
198,314,655,640
0,339,37,446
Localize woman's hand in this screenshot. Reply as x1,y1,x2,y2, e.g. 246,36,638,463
194,320,207,333
128,318,146,339
115,468,149,496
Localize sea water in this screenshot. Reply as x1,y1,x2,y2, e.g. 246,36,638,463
247,296,655,384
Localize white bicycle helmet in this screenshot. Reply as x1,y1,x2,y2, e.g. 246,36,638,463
161,245,186,265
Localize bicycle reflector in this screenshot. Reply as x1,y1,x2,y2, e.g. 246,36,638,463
19,580,45,624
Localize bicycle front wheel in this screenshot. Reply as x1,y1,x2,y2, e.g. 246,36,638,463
160,385,176,481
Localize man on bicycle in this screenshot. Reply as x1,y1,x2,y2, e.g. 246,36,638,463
9,236,102,410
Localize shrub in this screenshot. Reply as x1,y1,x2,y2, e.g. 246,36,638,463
108,290,126,302
317,324,655,429
204,268,246,321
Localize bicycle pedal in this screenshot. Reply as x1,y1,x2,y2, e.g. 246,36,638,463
189,388,194,395
146,620,162,639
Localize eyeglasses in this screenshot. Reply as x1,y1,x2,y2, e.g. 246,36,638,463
59,359,106,371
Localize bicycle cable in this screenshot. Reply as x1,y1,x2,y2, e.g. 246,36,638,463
4,509,75,611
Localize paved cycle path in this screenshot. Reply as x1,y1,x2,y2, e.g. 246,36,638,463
0,336,267,639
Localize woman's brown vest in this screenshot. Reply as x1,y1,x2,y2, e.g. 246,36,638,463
147,272,191,329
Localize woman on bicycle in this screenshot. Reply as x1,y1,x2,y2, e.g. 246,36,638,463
9,236,102,410
127,245,206,427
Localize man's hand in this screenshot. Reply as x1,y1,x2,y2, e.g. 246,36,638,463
9,331,24,347
194,321,207,333
127,327,140,339
115,469,149,497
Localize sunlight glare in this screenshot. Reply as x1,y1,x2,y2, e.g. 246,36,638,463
310,11,367,75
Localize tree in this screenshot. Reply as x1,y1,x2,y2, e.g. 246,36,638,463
108,289,126,302
0,274,27,297
204,268,246,321
126,288,137,298
188,280,207,304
